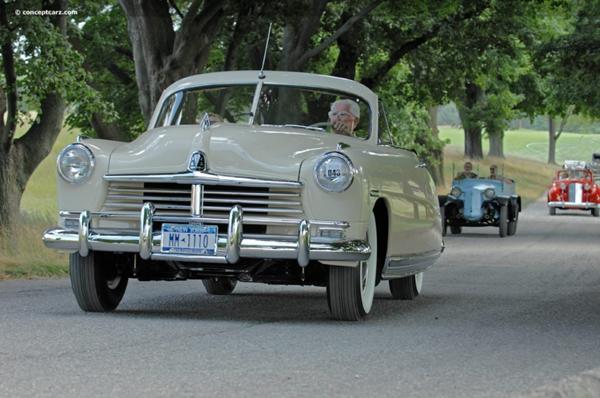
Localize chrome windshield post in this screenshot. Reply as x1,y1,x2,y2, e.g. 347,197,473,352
139,202,155,260
78,210,91,257
248,80,264,125
226,205,243,264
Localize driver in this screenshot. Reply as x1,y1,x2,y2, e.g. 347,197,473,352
328,99,360,136
455,161,478,180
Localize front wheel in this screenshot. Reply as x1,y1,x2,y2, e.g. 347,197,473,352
440,206,447,236
508,204,519,236
592,208,600,217
549,207,556,216
69,252,129,312
499,205,508,237
327,213,378,321
202,278,237,295
450,224,462,234
389,272,423,300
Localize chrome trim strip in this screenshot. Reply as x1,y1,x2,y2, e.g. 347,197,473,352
104,171,302,189
104,203,191,210
139,203,155,260
78,211,91,257
106,195,190,202
381,250,441,280
226,205,242,264
109,187,191,194
203,198,302,206
201,205,302,214
297,220,310,267
204,190,299,197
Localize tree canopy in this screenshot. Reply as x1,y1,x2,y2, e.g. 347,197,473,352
1,0,598,228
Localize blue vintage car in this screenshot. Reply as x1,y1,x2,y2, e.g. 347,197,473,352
438,178,521,237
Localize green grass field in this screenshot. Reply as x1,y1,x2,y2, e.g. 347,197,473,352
440,126,600,164
0,125,591,278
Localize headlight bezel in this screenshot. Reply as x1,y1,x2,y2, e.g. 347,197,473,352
450,186,462,197
57,143,95,184
313,151,356,193
483,188,496,200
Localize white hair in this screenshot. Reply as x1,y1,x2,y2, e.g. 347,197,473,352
329,99,360,119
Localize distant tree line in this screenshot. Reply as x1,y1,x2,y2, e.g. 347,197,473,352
1,0,599,229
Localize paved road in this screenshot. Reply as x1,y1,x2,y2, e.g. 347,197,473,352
1,198,599,398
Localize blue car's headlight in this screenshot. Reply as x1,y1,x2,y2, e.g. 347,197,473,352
313,152,355,192
483,188,495,200
450,187,462,197
57,143,95,184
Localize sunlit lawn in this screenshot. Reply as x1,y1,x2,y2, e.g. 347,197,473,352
440,126,600,164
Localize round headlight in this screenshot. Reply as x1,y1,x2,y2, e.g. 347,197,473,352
57,143,95,184
450,187,462,197
483,188,495,200
560,182,567,190
314,152,355,192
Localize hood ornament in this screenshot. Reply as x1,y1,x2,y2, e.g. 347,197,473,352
199,112,212,132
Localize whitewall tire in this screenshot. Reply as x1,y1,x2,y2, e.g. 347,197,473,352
327,213,378,321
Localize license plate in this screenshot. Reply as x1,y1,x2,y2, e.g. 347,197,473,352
160,223,218,255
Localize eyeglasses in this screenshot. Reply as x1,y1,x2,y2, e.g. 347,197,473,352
329,111,352,118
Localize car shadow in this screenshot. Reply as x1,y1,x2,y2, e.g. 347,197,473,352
57,287,444,324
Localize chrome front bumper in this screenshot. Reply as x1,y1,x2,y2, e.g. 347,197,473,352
42,203,371,266
547,201,598,209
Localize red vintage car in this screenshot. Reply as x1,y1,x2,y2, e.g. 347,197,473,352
547,163,600,216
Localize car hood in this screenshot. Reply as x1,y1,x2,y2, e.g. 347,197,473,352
107,123,353,180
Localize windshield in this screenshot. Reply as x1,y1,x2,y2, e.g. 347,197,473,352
256,85,370,139
155,84,371,139
558,169,590,180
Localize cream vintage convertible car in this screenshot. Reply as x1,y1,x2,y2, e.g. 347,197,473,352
43,71,443,321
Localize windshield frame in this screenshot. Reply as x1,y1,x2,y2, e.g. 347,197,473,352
150,71,379,143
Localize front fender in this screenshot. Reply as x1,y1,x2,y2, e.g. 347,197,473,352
57,139,123,212
299,153,368,240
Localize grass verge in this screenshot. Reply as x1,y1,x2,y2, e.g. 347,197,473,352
0,213,68,280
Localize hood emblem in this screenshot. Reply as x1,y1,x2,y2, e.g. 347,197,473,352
188,151,207,172
199,112,212,132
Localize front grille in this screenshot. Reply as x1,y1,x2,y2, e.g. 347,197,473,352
568,183,582,203
101,181,304,233
103,183,192,217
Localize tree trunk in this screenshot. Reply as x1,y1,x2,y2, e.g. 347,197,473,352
548,116,557,164
119,0,225,123
488,129,504,158
456,82,484,159
0,1,67,231
0,149,24,229
427,106,445,186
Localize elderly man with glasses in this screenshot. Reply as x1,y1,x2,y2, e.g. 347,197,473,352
328,99,360,136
